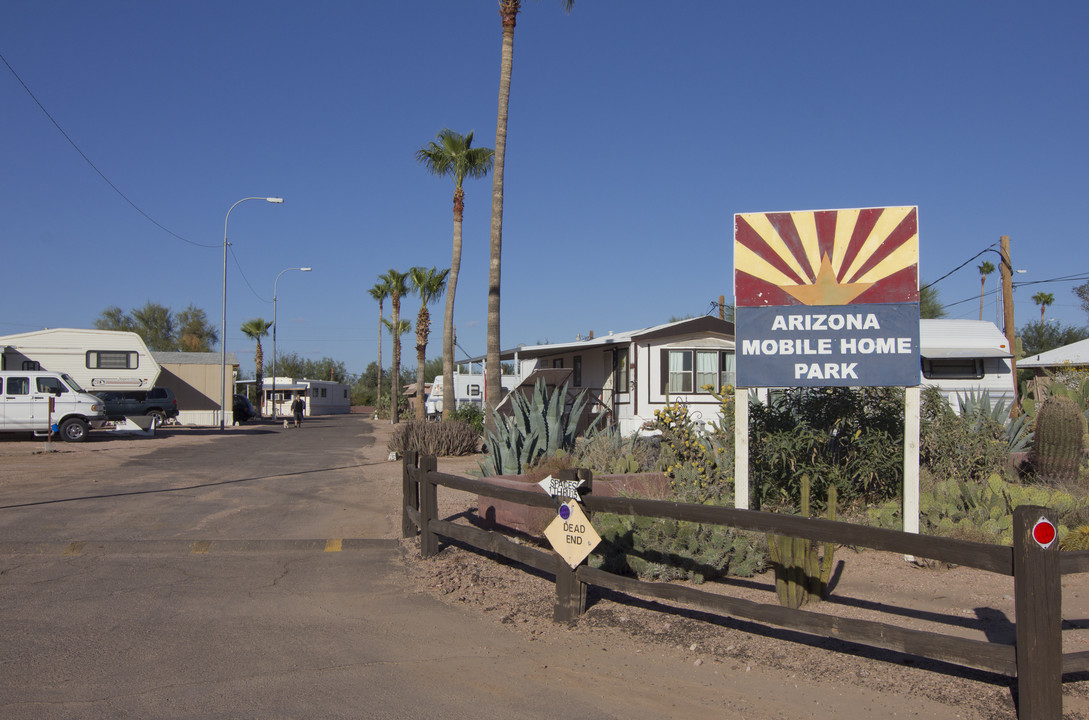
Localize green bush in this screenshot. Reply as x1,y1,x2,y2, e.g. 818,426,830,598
449,403,484,434
748,387,904,511
573,426,659,475
920,386,1011,484
388,419,479,457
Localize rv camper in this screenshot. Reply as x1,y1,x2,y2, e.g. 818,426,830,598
919,319,1015,411
424,373,519,417
0,328,160,393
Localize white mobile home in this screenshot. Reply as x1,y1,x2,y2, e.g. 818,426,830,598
423,372,519,417
918,319,1015,410
0,328,160,392
503,317,737,436
259,377,350,417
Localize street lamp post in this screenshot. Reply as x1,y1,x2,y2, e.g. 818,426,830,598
221,196,283,431
271,266,312,418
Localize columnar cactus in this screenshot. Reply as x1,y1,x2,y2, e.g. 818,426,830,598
1033,395,1086,483
767,474,837,609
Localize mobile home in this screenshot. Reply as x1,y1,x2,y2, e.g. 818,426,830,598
423,372,519,417
918,319,1015,410
0,328,160,392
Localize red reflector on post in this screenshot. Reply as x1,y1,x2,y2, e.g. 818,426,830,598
1032,518,1057,549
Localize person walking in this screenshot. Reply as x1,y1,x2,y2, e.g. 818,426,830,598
291,394,306,428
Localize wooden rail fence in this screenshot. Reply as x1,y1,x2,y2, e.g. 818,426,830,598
402,452,1089,720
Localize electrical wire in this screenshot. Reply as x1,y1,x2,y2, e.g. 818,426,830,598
1,50,217,249
229,245,271,304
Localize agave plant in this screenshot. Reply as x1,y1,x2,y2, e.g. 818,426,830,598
480,378,603,476
955,389,1034,453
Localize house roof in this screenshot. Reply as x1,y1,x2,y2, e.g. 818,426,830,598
153,351,239,365
1018,338,1089,368
491,316,736,361
919,319,1012,359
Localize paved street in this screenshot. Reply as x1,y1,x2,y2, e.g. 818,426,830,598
0,417,756,720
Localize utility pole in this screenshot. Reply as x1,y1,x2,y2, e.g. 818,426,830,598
719,295,725,320
1000,235,1018,407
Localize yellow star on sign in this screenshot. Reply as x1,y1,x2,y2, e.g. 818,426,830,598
781,255,873,306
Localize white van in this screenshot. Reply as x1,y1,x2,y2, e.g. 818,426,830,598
0,371,107,442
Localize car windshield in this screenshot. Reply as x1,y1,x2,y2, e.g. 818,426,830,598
61,374,86,393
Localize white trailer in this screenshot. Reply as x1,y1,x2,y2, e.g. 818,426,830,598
919,319,1015,411
0,328,160,392
424,372,519,417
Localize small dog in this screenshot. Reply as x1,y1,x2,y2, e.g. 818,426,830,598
283,419,290,429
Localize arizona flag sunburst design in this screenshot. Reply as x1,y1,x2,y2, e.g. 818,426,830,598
734,207,918,307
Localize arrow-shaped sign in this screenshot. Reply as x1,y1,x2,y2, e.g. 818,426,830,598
538,474,585,503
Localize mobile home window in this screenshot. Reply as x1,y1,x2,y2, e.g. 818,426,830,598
922,358,984,379
573,356,582,387
615,348,629,392
662,350,734,395
667,350,693,393
21,360,40,371
86,351,138,370
468,384,481,397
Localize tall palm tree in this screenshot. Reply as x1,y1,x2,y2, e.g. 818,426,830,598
368,281,390,415
380,269,410,423
382,317,412,421
1033,291,1055,324
416,129,494,421
409,266,450,420
487,0,574,421
977,260,995,321
240,318,273,416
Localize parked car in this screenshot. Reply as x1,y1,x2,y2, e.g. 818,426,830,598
233,394,256,423
94,387,179,427
0,370,106,442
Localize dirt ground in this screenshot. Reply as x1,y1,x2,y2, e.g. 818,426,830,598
4,420,1089,718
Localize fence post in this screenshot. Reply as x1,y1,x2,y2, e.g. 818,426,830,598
419,455,439,558
1013,504,1061,720
402,451,419,539
553,468,591,623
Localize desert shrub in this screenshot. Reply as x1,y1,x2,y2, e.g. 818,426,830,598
653,402,724,502
866,472,1089,545
449,403,484,434
573,426,659,475
920,386,1011,483
748,387,904,511
388,419,479,457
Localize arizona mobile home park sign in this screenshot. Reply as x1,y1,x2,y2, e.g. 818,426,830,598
734,207,921,388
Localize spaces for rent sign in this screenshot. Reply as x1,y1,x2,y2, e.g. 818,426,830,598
733,207,920,388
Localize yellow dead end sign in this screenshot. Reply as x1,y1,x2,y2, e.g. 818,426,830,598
544,500,601,569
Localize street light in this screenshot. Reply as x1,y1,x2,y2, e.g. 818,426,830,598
221,196,284,431
271,266,312,418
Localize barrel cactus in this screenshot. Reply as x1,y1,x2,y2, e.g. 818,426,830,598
1033,395,1086,483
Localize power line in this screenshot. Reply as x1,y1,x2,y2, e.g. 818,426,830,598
1,50,216,249
920,244,1001,291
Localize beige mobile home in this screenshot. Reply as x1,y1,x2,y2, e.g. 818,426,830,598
0,328,160,392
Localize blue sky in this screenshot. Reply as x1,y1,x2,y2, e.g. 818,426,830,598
3,1,1087,377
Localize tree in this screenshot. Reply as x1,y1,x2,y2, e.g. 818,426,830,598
409,266,450,420
1019,320,1089,357
486,0,575,424
382,316,411,420
240,318,272,415
416,129,494,421
94,302,217,352
919,284,947,319
176,305,218,351
380,269,410,423
1075,281,1089,320
1032,291,1055,324
977,261,995,321
368,281,390,417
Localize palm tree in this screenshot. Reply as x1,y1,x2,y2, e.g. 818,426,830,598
486,0,574,421
382,317,411,421
1033,291,1055,324
416,129,494,421
380,269,410,423
368,281,390,415
409,266,450,420
977,261,995,321
240,318,273,416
